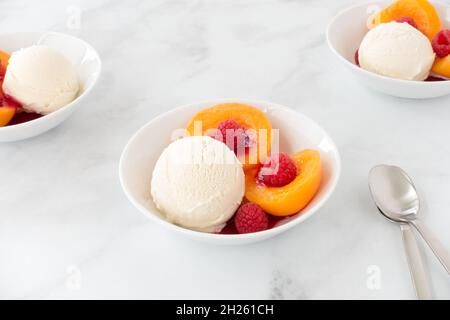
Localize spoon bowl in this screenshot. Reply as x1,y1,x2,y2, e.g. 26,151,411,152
369,165,420,222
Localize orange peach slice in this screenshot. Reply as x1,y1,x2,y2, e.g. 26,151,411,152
0,50,10,76
186,103,272,171
372,0,441,40
431,56,450,78
245,149,322,216
0,107,15,127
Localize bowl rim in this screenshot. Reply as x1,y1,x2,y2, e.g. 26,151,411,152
119,99,341,242
0,31,102,132
326,0,450,86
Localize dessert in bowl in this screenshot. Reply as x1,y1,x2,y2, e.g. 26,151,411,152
119,100,340,245
327,0,450,98
0,32,101,142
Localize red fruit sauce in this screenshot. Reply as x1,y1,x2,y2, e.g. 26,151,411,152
0,95,42,126
7,111,42,125
425,75,448,82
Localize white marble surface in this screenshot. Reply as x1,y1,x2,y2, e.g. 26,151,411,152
1,0,450,300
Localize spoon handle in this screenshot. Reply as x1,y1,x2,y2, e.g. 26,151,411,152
410,220,450,275
400,224,433,300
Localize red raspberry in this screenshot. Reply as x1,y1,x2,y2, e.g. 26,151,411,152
355,49,359,66
257,152,297,187
234,203,268,234
395,16,418,29
211,120,250,155
432,29,450,58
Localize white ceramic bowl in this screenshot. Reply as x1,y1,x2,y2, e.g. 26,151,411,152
0,32,101,142
327,1,450,99
119,100,341,245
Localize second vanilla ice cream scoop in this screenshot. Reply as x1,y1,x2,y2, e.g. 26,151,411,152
151,136,245,232
2,45,80,115
359,22,435,81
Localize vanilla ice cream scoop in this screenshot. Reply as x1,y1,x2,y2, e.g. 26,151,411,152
359,22,435,81
2,45,80,115
151,136,245,232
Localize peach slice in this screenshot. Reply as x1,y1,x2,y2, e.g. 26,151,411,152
0,88,20,127
245,149,321,216
431,56,450,78
0,107,15,127
372,0,441,40
186,103,272,171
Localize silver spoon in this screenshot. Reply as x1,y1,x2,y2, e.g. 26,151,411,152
369,165,450,276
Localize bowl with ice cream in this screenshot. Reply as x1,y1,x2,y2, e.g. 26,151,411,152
0,32,101,142
327,0,450,98
119,100,340,245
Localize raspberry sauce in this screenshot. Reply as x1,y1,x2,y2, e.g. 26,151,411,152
7,111,42,125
